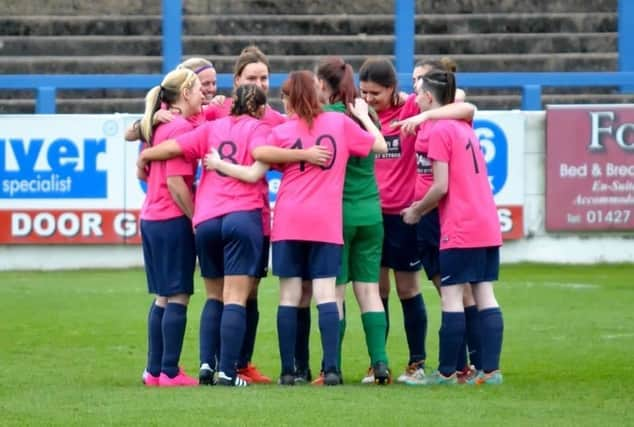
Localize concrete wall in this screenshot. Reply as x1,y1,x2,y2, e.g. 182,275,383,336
1,110,632,270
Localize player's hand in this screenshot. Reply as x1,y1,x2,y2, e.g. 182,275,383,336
401,204,422,225
304,145,331,166
136,153,149,180
209,95,226,105
153,109,174,125
136,165,148,181
136,154,149,170
391,113,427,135
348,98,369,119
203,148,221,170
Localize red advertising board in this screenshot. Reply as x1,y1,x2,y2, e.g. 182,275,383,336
0,209,142,244
546,105,634,231
0,207,522,244
498,205,524,240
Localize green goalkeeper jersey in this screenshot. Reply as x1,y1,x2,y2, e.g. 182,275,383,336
323,102,382,226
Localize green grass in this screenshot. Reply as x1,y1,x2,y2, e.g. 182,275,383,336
1,264,633,426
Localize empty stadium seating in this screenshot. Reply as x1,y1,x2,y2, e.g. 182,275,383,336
0,0,631,113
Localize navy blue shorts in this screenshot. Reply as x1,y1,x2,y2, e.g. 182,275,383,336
258,236,270,278
195,210,263,278
272,240,342,279
439,246,500,286
416,208,440,280
381,213,421,272
141,215,196,297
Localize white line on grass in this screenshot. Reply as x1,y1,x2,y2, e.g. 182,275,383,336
601,333,634,340
513,281,600,290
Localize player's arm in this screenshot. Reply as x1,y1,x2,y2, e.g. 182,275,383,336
167,176,194,219
348,98,388,154
137,140,183,169
455,88,467,102
124,110,175,141
125,120,142,141
392,102,477,135
136,165,148,181
401,161,448,224
204,149,269,183
252,145,331,165
203,144,330,183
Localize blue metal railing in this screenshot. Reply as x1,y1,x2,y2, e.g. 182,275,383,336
161,0,181,73
394,0,414,76
618,0,634,91
0,0,632,113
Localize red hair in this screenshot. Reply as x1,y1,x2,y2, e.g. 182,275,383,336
316,56,358,108
281,70,322,128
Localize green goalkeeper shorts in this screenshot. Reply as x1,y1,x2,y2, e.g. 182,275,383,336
336,222,384,285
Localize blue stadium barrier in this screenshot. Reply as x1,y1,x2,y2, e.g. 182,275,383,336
618,0,634,91
2,72,634,114
161,0,182,74
394,0,415,76
0,0,632,113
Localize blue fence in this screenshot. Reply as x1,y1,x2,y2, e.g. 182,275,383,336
1,0,633,113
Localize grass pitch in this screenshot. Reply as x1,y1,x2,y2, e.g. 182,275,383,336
1,264,633,426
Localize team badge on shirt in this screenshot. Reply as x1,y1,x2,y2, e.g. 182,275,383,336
377,134,401,159
416,152,432,174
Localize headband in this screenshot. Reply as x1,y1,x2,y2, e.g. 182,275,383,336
194,65,214,74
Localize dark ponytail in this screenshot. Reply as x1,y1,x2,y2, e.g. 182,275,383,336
421,70,456,106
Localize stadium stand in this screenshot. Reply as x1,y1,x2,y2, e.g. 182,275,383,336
0,0,631,113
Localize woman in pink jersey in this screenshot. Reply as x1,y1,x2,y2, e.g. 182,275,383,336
147,47,284,384
141,47,282,384
204,45,286,384
357,57,430,383
394,58,482,383
137,68,204,387
138,84,328,386
358,57,479,383
402,69,504,385
206,70,387,386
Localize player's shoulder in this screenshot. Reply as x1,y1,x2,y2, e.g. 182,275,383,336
264,106,286,126
320,110,350,127
272,115,297,133
158,116,194,138
432,118,471,138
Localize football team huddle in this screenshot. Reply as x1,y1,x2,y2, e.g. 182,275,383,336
131,45,504,388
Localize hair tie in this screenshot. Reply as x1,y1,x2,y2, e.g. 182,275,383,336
424,76,447,85
194,64,214,74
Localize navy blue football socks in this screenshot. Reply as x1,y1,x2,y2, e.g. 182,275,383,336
295,306,311,372
381,297,390,341
238,298,259,369
161,302,187,378
438,311,465,377
479,307,504,373
219,304,247,379
465,304,482,370
199,298,223,368
277,305,298,375
147,302,164,377
317,302,339,373
456,333,468,372
401,294,427,364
